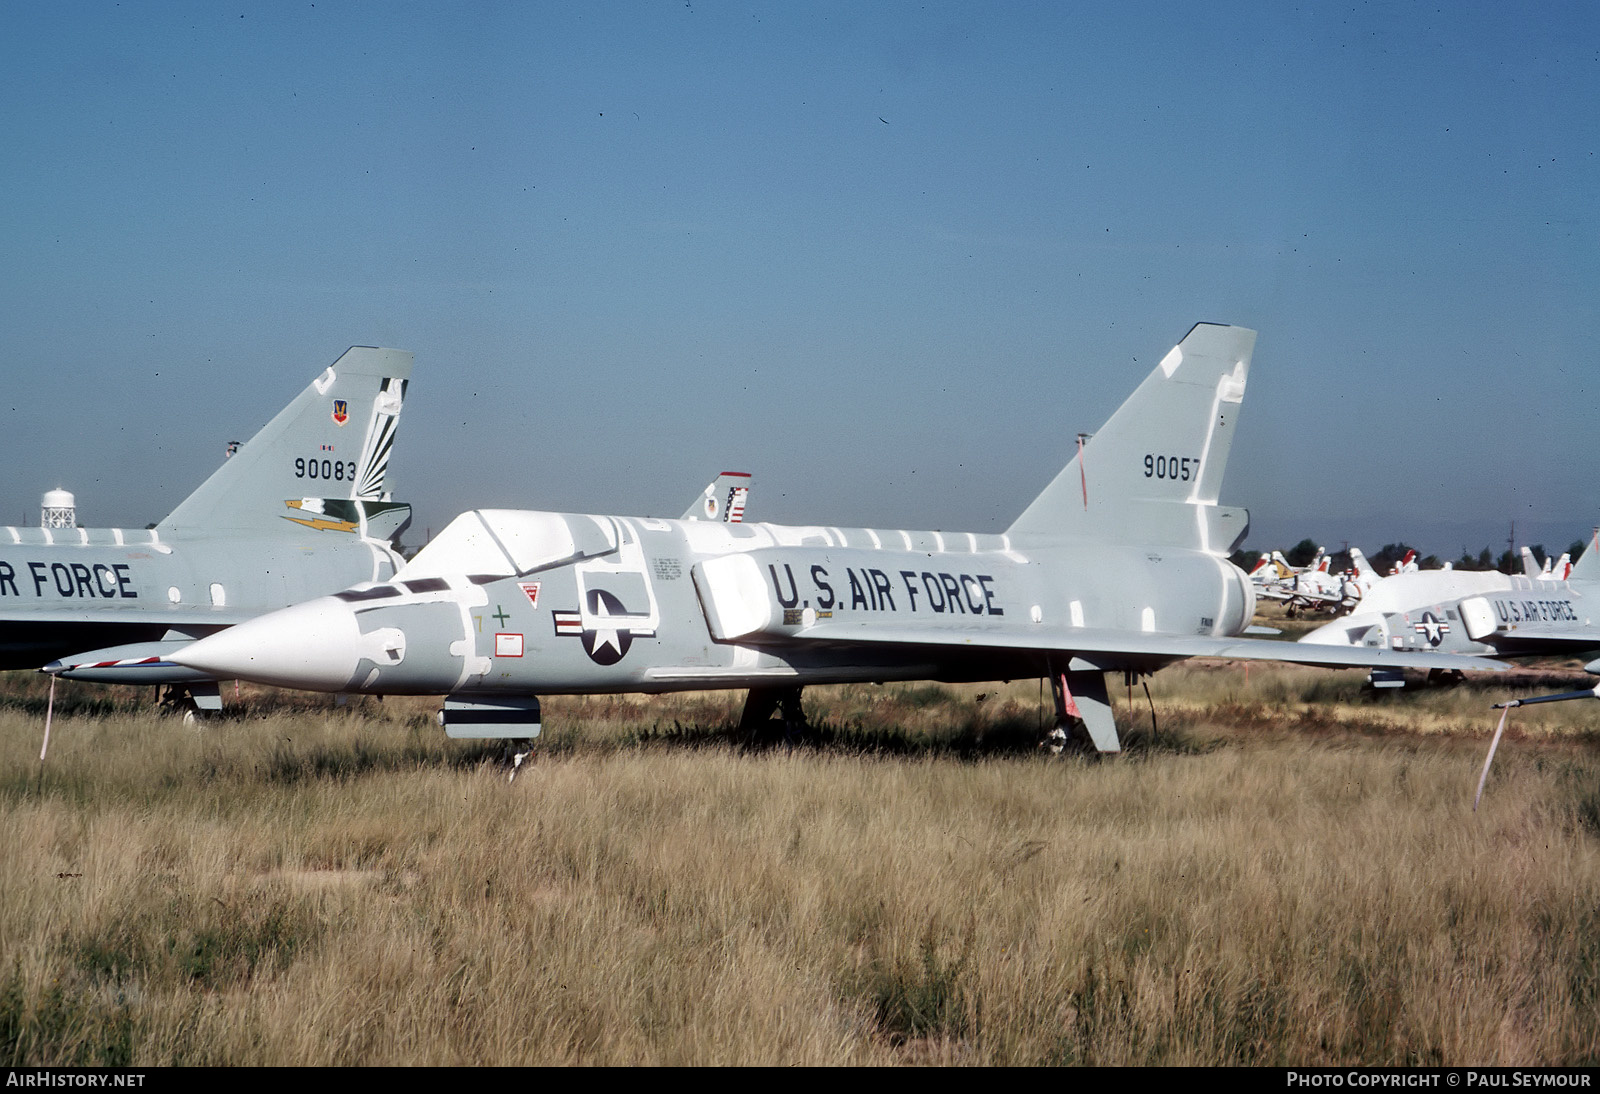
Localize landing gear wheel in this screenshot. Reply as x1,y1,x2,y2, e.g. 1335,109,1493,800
506,738,536,782
161,683,221,723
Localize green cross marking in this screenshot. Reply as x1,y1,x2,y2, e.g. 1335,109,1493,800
492,606,510,627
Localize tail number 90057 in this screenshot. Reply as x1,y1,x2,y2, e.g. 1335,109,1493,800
1144,454,1198,481
295,457,358,481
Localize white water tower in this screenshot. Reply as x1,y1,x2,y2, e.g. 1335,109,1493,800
41,489,76,529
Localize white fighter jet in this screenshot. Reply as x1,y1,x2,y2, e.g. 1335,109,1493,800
1301,530,1600,677
170,324,1496,754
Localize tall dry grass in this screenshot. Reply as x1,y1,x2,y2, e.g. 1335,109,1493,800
1,665,1597,1065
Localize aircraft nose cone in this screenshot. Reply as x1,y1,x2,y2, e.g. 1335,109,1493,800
173,596,363,690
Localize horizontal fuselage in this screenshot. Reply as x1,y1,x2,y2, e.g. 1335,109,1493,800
174,509,1256,696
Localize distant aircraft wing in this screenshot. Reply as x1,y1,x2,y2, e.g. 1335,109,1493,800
758,620,1503,675
10,602,249,681
6,603,248,628
1291,590,1343,606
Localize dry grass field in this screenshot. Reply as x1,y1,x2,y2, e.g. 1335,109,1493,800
2,658,1598,1066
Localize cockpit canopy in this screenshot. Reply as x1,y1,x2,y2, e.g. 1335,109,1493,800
399,509,618,580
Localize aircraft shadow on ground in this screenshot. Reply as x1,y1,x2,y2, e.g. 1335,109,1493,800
630,714,1203,760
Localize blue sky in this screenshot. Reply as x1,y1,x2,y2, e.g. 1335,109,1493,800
3,1,1597,560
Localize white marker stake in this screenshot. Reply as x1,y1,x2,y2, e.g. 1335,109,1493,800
1077,434,1088,510
39,675,56,762
1474,705,1511,812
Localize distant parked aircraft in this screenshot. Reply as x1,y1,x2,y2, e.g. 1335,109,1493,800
24,347,414,714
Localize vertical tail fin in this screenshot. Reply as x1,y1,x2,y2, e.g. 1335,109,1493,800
681,472,753,522
157,346,413,542
1569,530,1600,582
1006,323,1256,553
1349,547,1380,582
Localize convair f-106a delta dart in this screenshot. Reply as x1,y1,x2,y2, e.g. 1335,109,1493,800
1300,529,1600,680
171,324,1496,755
14,347,414,713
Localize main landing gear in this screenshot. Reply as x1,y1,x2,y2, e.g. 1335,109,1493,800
739,685,807,746
159,681,223,723
1043,665,1122,754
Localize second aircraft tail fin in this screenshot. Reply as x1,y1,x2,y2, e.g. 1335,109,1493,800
157,346,413,543
1349,547,1380,582
1569,530,1600,582
682,472,753,523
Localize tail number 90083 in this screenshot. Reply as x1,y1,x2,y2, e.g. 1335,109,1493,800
1144,454,1198,481
295,457,358,481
